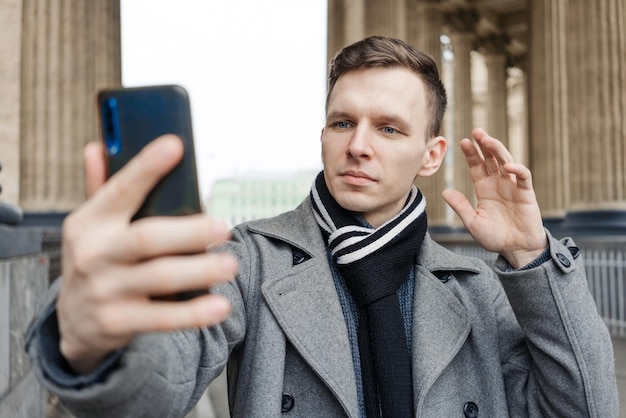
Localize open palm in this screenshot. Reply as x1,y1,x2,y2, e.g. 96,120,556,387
442,129,547,269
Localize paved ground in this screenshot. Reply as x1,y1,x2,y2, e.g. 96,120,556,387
614,337,626,417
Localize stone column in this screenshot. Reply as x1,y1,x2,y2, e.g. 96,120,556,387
529,0,570,220
478,34,509,146
344,0,366,45
0,0,23,207
327,0,365,67
327,0,344,63
506,58,528,167
19,0,121,212
364,0,406,39
564,0,626,232
406,0,443,68
406,0,448,226
446,9,479,218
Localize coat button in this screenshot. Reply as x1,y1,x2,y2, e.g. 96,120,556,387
463,401,479,418
281,393,295,412
435,272,452,283
292,250,307,265
556,252,571,267
568,246,581,259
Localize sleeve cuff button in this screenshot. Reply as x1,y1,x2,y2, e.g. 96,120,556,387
556,252,572,267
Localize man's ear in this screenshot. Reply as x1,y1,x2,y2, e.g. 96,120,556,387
417,136,447,177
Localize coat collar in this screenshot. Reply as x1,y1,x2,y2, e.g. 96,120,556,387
245,198,325,259
247,198,481,275
247,197,477,416
418,233,482,274
250,199,360,417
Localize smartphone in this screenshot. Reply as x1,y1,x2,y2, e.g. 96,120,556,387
97,85,202,220
97,85,206,301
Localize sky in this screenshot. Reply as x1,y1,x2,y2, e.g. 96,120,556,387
120,0,328,200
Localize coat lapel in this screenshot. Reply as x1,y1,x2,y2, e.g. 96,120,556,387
250,201,360,418
411,235,478,410
248,202,479,418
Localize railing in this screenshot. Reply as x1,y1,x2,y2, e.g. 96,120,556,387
583,243,626,337
435,234,626,338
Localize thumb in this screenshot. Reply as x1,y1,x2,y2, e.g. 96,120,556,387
442,189,476,227
84,141,107,198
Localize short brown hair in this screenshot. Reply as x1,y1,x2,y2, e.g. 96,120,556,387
327,36,447,138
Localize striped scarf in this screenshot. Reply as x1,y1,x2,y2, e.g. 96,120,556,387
310,171,427,418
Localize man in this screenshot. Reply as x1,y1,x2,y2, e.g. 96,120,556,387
26,36,618,417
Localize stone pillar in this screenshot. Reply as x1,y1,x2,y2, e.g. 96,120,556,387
406,0,443,69
19,0,121,212
506,59,528,167
529,0,569,220
406,0,449,226
446,9,479,217
344,0,366,46
564,0,626,232
552,0,626,235
327,0,365,64
364,0,406,39
478,34,509,146
327,0,345,63
0,0,23,207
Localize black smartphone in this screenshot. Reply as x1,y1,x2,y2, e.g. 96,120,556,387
97,85,206,301
97,85,202,220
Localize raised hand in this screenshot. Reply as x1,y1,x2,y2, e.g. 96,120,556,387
58,135,238,374
441,128,547,269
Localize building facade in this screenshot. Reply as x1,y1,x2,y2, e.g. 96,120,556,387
1,2,625,415
1,0,625,234
207,171,318,227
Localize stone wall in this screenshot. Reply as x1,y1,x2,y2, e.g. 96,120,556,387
0,227,54,418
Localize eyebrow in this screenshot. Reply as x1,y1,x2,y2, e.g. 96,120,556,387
326,111,409,125
376,114,410,129
326,111,353,121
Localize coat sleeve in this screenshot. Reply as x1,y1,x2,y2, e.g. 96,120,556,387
493,230,619,417
25,229,252,418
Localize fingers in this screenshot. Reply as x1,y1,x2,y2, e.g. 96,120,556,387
59,134,237,373
441,188,475,227
84,142,107,198
100,293,232,335
470,129,535,190
459,138,487,182
88,135,184,220
59,290,233,373
503,162,534,190
64,214,229,276
471,128,514,173
116,215,231,261
97,252,238,298
459,129,524,181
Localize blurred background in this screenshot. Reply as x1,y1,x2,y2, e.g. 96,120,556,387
1,0,625,416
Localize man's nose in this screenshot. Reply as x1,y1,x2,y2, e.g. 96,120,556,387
347,125,373,159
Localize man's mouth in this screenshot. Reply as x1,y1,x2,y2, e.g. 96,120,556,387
340,170,376,186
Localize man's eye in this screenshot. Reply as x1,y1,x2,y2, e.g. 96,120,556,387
382,126,396,134
335,121,350,129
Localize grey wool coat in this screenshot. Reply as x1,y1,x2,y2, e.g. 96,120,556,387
27,197,619,417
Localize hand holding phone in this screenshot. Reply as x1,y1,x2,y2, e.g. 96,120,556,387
53,88,236,374
97,85,210,301
98,85,202,219
58,136,235,374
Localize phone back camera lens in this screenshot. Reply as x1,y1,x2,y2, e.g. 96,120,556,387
103,97,122,155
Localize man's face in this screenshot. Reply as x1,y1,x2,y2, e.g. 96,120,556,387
321,66,443,227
